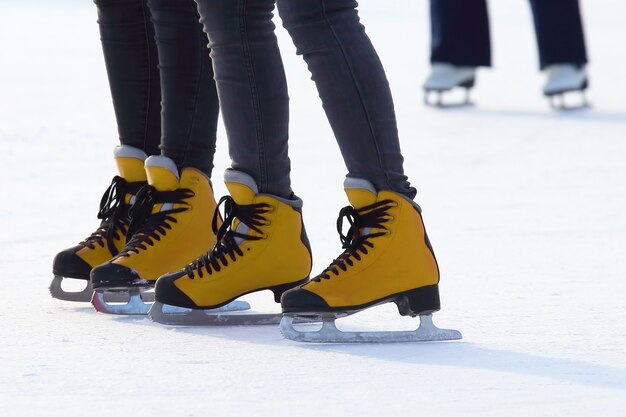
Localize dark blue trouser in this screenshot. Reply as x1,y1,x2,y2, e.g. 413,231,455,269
430,0,588,69
194,0,416,200
94,0,219,176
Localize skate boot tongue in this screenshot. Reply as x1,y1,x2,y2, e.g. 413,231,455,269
344,178,378,209
145,156,180,192
224,170,259,205
223,170,268,242
114,145,148,182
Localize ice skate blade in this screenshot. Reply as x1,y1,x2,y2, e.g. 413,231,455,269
549,100,591,112
547,90,590,111
91,288,156,315
50,276,148,304
49,275,93,302
148,301,287,326
280,314,462,343
423,91,474,108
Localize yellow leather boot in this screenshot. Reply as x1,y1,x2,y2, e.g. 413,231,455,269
281,178,441,317
153,170,312,311
50,145,147,302
90,156,219,297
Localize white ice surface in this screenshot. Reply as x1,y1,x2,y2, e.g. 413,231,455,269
1,1,625,416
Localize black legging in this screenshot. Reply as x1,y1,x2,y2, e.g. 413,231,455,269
94,0,220,176
194,0,416,199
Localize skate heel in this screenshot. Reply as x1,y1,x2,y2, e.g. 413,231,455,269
581,78,589,91
269,278,309,303
395,285,441,317
459,77,475,89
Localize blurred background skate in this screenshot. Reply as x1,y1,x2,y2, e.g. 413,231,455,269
424,0,590,110
423,63,476,107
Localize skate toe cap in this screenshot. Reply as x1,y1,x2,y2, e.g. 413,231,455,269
52,247,92,279
90,262,141,288
281,288,329,313
154,272,197,308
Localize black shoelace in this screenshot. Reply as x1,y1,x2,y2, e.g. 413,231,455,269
185,196,271,279
117,185,194,257
79,176,140,257
313,199,396,282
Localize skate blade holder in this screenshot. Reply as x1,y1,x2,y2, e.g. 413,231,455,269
423,82,474,108
49,275,94,302
547,88,590,111
91,287,157,315
148,301,316,327
280,313,462,343
50,276,140,304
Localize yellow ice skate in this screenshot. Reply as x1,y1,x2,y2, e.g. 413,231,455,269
280,178,462,343
149,170,312,326
90,156,225,315
50,145,147,302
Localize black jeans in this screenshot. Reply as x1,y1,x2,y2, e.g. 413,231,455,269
430,0,588,69
195,0,416,200
94,0,219,176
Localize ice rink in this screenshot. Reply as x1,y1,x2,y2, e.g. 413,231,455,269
1,1,625,416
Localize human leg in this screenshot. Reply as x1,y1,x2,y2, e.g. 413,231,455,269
149,0,311,322
194,0,292,198
277,0,415,198
530,0,589,104
94,0,161,154
51,0,158,301
87,0,225,313
148,0,220,176
529,0,588,70
430,0,491,67
274,0,455,341
424,0,489,103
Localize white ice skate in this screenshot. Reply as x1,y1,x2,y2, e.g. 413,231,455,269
543,64,589,110
423,63,476,107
